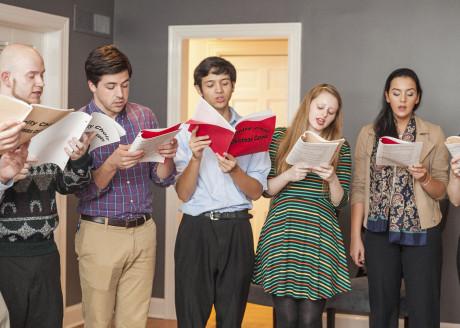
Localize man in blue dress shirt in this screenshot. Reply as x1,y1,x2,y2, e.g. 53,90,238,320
174,56,270,328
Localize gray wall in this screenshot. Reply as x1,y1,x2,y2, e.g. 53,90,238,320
1,0,114,306
114,0,460,322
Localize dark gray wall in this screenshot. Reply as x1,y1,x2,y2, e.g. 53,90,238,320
114,0,460,322
1,0,114,306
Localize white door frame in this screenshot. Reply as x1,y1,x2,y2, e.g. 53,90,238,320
0,3,75,326
0,3,69,108
161,22,302,320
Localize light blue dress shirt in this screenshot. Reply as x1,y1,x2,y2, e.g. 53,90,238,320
174,107,270,216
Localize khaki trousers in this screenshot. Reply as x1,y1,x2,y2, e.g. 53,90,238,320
75,218,156,328
0,292,9,328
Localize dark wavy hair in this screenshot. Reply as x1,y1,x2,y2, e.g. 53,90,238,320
193,56,236,91
374,68,422,138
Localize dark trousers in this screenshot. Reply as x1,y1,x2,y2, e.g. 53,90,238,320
364,225,442,328
0,249,63,328
174,213,254,328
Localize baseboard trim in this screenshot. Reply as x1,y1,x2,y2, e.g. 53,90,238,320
148,297,167,318
63,303,83,328
326,313,460,328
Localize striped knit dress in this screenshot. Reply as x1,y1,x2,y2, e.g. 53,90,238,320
253,127,352,300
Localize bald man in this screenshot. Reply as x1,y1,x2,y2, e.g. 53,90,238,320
0,44,93,328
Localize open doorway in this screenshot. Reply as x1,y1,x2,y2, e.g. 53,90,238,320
182,38,289,249
161,23,301,320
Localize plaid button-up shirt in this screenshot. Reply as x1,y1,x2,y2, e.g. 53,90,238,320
76,100,176,219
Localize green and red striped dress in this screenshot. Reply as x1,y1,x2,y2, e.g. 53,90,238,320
253,127,352,300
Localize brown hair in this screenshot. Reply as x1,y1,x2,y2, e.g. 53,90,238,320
193,56,236,91
275,83,343,175
85,44,132,86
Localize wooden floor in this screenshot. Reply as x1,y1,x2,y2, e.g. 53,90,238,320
78,303,273,327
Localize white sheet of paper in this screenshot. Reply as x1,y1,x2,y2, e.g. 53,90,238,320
28,112,92,170
286,138,340,167
376,140,423,166
85,112,126,152
446,143,460,158
189,97,234,131
286,131,344,167
129,129,180,163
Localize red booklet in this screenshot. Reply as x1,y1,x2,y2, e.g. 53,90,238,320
140,123,181,138
380,136,403,144
187,98,276,157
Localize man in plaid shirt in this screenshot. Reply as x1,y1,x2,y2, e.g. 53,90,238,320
75,45,177,328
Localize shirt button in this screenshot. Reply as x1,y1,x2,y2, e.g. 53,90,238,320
130,200,134,203
127,181,130,184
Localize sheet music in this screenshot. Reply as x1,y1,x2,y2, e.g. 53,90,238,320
286,138,340,167
446,143,460,158
28,112,92,170
85,112,126,152
376,140,423,166
129,129,180,163
286,131,344,167
28,112,126,170
445,136,460,158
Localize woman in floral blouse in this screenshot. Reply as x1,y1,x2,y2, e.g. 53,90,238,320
350,68,449,328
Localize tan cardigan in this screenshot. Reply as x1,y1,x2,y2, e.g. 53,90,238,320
351,116,449,229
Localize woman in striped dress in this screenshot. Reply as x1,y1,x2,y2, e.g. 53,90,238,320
253,84,351,327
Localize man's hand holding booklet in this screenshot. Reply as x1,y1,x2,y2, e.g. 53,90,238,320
28,111,126,170
186,98,276,157
129,123,181,163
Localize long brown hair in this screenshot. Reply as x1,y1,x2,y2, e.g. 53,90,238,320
275,83,343,175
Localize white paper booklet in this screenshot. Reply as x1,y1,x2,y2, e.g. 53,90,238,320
445,136,460,158
0,94,73,144
84,112,126,152
286,131,345,167
29,112,126,170
129,123,181,163
376,136,423,167
188,97,234,132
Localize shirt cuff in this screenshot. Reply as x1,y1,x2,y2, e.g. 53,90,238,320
68,152,92,174
0,178,14,191
247,171,268,191
151,162,177,187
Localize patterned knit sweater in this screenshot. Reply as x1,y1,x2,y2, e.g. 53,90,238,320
0,154,91,256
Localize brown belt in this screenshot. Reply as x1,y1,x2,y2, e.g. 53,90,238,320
80,214,152,228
